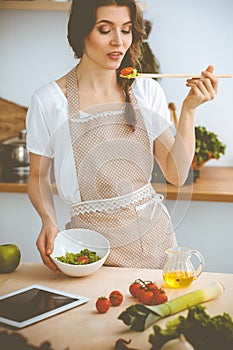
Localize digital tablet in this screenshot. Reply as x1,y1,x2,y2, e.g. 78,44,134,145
0,284,89,328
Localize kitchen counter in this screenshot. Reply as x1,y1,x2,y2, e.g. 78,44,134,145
0,166,232,202
153,166,233,202
0,263,232,350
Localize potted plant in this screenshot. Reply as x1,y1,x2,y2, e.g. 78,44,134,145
192,125,226,180
152,125,226,183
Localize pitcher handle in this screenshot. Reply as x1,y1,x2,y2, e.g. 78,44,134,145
192,250,205,277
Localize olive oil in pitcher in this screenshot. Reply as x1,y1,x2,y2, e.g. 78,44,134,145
163,270,196,288
163,247,205,288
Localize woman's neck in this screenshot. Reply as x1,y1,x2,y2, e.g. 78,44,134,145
76,60,125,112
77,60,118,95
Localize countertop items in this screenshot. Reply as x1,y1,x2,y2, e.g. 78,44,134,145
153,166,233,202
0,98,27,142
0,166,233,202
0,263,232,350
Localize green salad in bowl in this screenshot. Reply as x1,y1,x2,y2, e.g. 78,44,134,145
50,229,110,277
56,248,101,265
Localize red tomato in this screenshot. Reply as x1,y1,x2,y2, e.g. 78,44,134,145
152,288,168,305
145,282,158,290
120,67,134,76
129,282,141,298
137,288,155,305
77,256,90,264
109,290,123,306
95,297,111,313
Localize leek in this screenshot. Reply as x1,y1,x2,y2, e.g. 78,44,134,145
118,281,224,331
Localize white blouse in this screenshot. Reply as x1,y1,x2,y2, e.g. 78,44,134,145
26,76,171,207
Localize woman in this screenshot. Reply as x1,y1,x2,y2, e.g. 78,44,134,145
26,0,218,275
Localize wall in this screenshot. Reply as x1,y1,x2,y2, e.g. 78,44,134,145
144,0,233,166
0,0,233,164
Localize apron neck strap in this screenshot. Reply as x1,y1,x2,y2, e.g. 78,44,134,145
66,66,80,119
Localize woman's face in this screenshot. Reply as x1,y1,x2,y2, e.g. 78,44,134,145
83,5,133,71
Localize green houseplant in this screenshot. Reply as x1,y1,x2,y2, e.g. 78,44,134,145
192,126,226,180
152,126,226,183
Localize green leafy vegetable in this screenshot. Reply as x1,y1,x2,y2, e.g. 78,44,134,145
55,248,101,265
148,305,233,350
118,281,224,331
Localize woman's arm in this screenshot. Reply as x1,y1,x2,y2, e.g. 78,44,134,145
27,152,60,274
154,66,218,186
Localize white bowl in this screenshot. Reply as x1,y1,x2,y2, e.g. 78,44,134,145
50,229,110,277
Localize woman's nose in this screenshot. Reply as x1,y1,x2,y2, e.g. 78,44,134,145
110,30,123,46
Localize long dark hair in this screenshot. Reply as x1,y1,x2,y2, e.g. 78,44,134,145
67,0,146,130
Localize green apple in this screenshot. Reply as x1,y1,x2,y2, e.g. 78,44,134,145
0,244,21,273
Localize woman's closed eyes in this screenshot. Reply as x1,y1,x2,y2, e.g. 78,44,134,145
96,18,132,35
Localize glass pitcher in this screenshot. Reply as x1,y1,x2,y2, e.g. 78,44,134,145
162,246,205,288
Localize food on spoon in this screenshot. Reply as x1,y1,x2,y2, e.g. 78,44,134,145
119,67,138,79
55,248,101,265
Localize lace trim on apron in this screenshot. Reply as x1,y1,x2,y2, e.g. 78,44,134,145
70,108,126,123
70,183,163,217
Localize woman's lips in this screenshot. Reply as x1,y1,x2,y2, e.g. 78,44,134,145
107,52,123,60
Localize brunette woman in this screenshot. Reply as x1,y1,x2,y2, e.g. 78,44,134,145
26,0,218,274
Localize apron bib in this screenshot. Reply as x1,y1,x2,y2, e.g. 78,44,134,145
66,67,177,269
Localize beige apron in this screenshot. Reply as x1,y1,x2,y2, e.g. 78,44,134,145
66,67,177,269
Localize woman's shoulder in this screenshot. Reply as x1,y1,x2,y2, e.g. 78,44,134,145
33,80,65,102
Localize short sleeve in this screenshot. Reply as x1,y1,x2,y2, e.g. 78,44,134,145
133,78,172,141
26,93,54,158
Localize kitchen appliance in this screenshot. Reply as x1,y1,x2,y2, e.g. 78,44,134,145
0,129,29,183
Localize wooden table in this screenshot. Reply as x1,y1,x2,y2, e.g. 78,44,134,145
0,263,232,349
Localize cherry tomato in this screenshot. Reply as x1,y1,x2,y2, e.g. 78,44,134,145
120,67,134,76
109,290,123,306
77,256,90,264
129,281,141,298
152,288,168,305
145,282,158,290
95,297,111,313
137,289,155,305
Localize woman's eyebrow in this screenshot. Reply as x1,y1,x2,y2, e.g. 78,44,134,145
96,19,132,25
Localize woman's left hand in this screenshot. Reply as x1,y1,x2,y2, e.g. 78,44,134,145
183,65,218,110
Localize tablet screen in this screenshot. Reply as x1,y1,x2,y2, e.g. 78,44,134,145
0,285,89,328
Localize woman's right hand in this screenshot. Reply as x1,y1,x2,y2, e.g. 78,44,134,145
36,220,61,275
